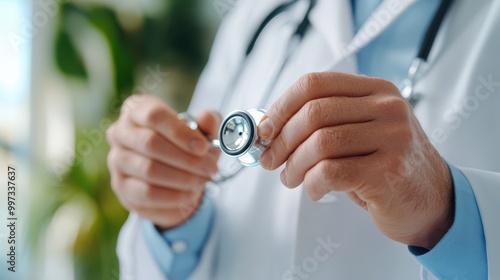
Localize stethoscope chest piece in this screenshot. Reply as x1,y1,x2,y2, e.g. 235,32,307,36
219,109,270,167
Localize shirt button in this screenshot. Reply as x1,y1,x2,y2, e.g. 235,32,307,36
171,240,187,254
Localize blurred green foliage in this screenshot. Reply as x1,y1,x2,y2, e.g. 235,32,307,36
54,1,213,101
30,1,217,279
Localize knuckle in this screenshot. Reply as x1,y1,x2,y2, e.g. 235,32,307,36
303,180,318,198
144,105,166,126
373,77,399,94
276,134,290,153
332,160,358,188
305,167,330,198
318,160,334,178
121,95,142,115
322,160,347,186
139,130,159,153
377,96,409,116
107,148,120,168
298,72,323,93
303,100,323,123
312,129,332,156
111,179,132,208
332,159,347,172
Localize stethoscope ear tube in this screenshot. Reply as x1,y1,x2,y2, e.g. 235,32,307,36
177,112,221,148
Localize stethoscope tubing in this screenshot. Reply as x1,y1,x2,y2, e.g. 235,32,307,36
221,0,455,110
403,0,455,104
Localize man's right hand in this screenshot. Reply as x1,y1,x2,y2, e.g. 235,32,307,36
107,95,220,230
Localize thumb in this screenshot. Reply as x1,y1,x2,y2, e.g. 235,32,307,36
196,110,222,139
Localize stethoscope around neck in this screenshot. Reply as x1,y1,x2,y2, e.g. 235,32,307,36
401,0,454,106
180,0,455,179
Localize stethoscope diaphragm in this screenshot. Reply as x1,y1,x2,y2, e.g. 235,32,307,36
178,109,270,168
218,109,270,166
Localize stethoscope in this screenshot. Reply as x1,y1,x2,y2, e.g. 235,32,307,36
181,0,455,179
401,0,454,106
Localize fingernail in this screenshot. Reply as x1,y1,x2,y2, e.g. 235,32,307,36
260,150,274,169
259,118,273,139
280,171,288,187
190,139,206,154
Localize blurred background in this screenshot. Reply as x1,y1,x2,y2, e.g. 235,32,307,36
0,0,234,279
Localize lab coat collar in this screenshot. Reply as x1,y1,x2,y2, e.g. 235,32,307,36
309,0,418,67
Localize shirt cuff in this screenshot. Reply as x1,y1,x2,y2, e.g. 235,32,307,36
142,193,215,280
408,164,487,279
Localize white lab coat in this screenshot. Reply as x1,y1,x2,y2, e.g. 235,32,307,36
117,0,500,279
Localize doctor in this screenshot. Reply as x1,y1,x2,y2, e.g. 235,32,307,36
107,0,500,279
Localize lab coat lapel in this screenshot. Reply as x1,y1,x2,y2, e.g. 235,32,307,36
308,0,354,63
309,0,417,67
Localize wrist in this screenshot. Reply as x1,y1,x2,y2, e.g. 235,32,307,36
415,206,454,250
156,190,205,232
410,165,455,250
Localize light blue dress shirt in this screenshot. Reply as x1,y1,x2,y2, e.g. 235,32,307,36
409,164,487,279
143,1,487,279
142,194,214,280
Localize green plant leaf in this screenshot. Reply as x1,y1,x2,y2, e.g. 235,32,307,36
86,7,135,99
54,29,88,79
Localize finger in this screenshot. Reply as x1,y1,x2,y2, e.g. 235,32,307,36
108,121,219,177
109,165,134,210
136,190,205,228
135,208,184,229
260,96,376,169
106,122,119,145
196,110,222,138
111,147,210,191
123,95,210,156
281,123,380,188
135,203,201,230
109,147,213,207
259,72,398,139
120,176,201,209
303,155,377,201
346,192,368,210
